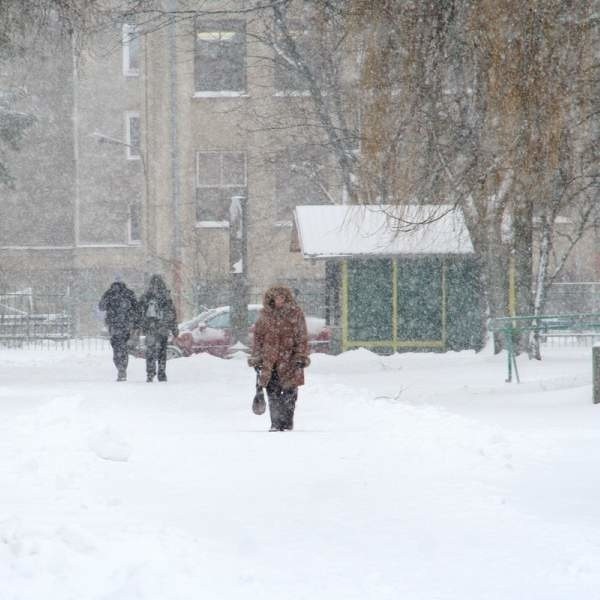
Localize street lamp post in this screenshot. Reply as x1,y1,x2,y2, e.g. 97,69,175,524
90,130,152,277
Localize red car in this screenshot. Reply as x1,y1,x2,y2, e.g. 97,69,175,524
172,304,331,359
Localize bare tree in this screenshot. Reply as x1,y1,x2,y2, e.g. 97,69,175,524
343,0,600,354
133,0,600,356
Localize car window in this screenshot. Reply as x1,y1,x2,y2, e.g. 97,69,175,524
179,317,199,331
207,312,230,329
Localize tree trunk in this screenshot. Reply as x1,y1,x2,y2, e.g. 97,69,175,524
470,227,509,354
512,195,534,353
530,215,553,360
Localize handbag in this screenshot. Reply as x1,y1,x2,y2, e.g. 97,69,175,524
252,368,266,415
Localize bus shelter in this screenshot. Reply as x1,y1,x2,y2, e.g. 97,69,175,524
293,205,484,354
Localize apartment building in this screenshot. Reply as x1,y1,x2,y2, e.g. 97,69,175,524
0,3,335,333
140,4,337,317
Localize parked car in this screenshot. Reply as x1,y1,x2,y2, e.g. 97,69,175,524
173,304,331,359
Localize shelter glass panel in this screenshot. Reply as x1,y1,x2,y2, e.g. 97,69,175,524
347,259,393,342
396,258,443,341
445,257,483,350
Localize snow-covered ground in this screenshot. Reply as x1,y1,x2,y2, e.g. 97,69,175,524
1,343,599,599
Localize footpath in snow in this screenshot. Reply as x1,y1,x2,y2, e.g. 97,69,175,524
0,344,599,599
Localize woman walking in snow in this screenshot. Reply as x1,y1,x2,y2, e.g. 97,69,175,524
138,274,179,382
248,285,310,431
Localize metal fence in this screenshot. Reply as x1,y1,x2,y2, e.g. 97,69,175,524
541,333,600,347
0,290,74,348
4,281,599,352
540,282,600,347
0,282,332,353
0,336,110,352
545,282,600,315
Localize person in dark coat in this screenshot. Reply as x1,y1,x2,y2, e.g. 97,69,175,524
99,280,139,381
248,285,310,431
138,274,178,382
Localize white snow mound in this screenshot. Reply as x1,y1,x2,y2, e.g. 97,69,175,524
88,427,132,462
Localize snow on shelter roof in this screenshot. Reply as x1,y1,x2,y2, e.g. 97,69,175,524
293,205,474,259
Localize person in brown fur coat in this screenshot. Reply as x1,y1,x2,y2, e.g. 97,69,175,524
248,285,310,431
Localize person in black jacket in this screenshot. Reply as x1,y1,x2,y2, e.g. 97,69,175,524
99,280,139,381
138,274,179,382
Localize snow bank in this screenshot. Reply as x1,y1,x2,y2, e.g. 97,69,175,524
0,345,599,599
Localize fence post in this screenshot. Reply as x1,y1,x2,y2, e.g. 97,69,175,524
593,344,600,404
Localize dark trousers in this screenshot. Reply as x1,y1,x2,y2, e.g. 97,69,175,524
110,332,130,374
145,332,168,379
266,371,298,430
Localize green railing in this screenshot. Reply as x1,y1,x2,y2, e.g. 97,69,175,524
490,313,600,382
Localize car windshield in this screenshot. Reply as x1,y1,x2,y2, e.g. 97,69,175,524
179,309,218,331
206,312,230,329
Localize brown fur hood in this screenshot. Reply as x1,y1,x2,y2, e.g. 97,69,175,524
262,285,297,312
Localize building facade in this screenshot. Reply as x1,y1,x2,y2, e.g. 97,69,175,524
0,2,335,333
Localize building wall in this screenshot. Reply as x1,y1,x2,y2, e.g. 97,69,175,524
1,8,332,331
144,7,330,321
0,21,149,332
0,38,75,248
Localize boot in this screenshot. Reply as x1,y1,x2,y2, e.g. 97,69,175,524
117,369,126,382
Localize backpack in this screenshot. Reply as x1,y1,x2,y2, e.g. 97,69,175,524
145,298,163,320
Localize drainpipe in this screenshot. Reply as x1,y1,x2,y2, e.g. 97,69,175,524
168,1,183,316
143,20,153,278
71,32,80,335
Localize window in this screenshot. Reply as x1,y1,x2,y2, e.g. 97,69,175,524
194,20,246,94
122,23,140,77
196,151,246,224
125,112,141,160
128,202,141,244
274,146,329,224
